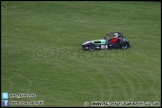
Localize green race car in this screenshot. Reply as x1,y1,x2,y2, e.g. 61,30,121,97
82,32,131,51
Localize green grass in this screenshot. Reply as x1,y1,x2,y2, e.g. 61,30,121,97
1,1,161,107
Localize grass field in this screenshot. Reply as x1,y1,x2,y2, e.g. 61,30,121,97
1,1,161,107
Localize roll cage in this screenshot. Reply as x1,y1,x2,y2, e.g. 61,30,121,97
104,32,127,40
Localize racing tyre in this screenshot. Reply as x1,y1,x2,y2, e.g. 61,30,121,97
121,42,128,49
89,44,96,51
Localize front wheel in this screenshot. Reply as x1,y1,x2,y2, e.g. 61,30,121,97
120,42,128,49
89,44,96,51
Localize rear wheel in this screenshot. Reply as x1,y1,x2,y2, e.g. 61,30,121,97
89,44,96,51
121,42,128,49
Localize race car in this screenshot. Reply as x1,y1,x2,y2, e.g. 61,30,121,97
82,32,131,51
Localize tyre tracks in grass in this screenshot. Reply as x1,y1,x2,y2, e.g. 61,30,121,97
32,46,111,101
99,59,159,101
2,68,34,93
130,50,160,90
79,58,138,101
51,57,105,101
84,59,143,101
124,62,160,101
125,50,160,101
32,46,136,101
2,67,56,101
71,58,128,101
49,51,131,101
32,45,159,102
80,54,160,102
66,49,158,102
74,49,138,101
97,63,137,101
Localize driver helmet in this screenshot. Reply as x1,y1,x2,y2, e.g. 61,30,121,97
114,33,119,38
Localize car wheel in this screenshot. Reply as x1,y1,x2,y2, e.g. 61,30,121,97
121,42,128,49
89,44,96,51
